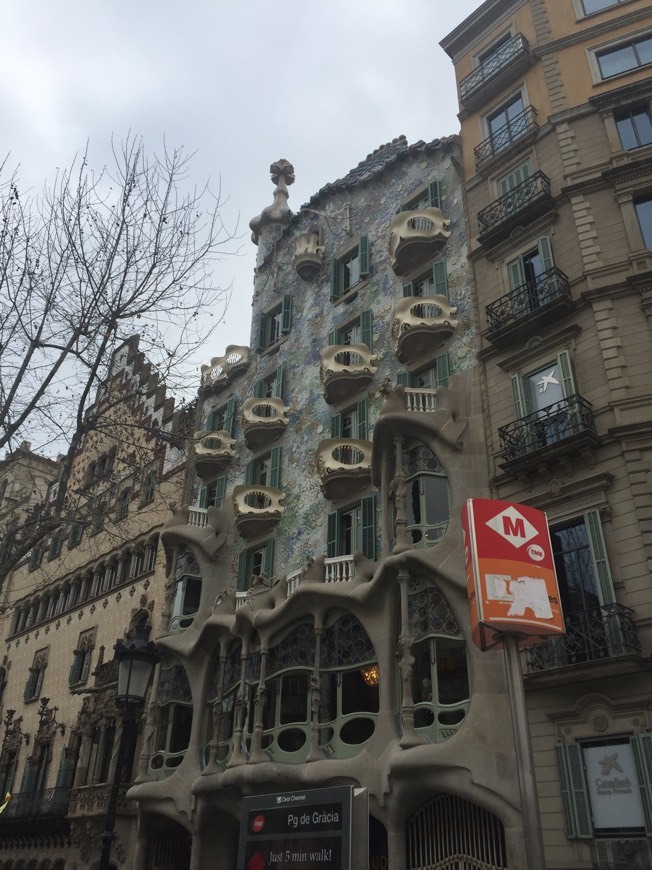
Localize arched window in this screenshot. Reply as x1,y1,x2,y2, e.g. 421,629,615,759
408,578,470,742
403,443,449,546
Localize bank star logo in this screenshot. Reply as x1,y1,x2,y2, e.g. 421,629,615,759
599,753,623,776
486,506,538,549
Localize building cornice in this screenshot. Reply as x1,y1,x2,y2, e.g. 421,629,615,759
440,0,527,60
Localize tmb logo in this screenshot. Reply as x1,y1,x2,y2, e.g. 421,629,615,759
485,506,538,548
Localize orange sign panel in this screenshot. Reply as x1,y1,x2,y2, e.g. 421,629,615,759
462,499,565,651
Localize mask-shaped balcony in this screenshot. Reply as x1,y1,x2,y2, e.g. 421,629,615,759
392,295,458,364
320,344,378,406
498,394,599,474
194,430,236,480
293,230,325,280
460,34,533,111
315,439,372,501
241,397,290,450
200,345,249,390
477,171,554,248
233,485,285,540
388,208,451,277
486,267,573,347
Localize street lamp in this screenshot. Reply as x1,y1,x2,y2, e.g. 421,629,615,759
99,622,160,870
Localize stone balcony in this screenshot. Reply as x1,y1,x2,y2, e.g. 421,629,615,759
200,345,249,390
388,207,451,277
241,397,290,449
320,343,378,405
315,439,372,501
232,485,285,539
392,295,458,364
193,430,236,480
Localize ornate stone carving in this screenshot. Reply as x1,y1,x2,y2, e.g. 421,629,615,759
241,397,290,449
320,344,378,405
232,486,285,540
315,439,372,501
249,160,295,244
193,429,237,479
388,207,451,276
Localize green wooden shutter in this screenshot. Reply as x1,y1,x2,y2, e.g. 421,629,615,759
224,398,236,436
257,313,268,351
214,475,227,508
331,413,342,438
81,649,92,683
198,486,208,509
358,236,370,278
254,379,266,399
207,408,219,432
281,295,293,334
511,373,527,419
330,259,343,301
327,512,339,558
433,261,448,299
263,540,275,578
357,399,368,440
245,460,254,486
508,257,525,291
20,759,37,795
328,329,337,346
584,509,615,605
397,372,410,387
403,281,414,298
555,742,593,839
360,310,373,350
269,447,282,489
361,496,376,560
429,180,441,209
273,362,285,398
538,236,554,273
557,350,575,398
631,734,652,833
237,550,248,591
69,653,81,686
435,353,449,388
55,750,76,789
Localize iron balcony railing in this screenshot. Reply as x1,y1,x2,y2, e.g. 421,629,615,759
478,170,551,238
460,34,531,104
0,787,70,820
526,603,640,673
499,394,596,464
486,267,571,333
474,106,538,169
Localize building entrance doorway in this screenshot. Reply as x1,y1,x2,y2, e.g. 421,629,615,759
406,794,507,869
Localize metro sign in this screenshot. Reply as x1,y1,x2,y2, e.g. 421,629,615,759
462,498,565,651
485,505,538,548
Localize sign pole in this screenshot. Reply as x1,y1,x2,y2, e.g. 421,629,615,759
502,633,546,869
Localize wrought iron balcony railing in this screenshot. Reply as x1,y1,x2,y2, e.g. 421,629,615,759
486,267,572,335
478,171,551,240
460,34,532,107
474,106,538,170
499,394,597,464
526,603,640,673
0,787,70,820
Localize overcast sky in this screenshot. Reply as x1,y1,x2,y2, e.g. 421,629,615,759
0,0,482,385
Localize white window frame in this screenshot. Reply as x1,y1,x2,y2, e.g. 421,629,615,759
587,28,652,85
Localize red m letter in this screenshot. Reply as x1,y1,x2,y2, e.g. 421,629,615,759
503,516,525,537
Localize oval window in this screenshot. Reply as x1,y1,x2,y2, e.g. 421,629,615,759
340,717,375,745
277,728,307,753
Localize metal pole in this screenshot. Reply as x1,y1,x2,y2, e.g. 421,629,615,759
99,707,137,870
502,633,546,869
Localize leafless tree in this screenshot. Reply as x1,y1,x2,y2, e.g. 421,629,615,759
0,136,235,587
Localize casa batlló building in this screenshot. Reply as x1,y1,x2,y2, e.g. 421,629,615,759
129,138,532,870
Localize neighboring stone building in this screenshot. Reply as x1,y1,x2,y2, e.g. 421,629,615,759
0,337,187,869
128,138,533,869
441,1,652,868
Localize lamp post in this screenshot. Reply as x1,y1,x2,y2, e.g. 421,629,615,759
99,623,160,870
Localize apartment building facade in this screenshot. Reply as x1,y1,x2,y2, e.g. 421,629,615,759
0,338,187,870
127,138,536,869
441,1,652,868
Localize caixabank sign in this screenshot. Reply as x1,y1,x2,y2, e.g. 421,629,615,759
238,786,352,870
462,498,565,650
